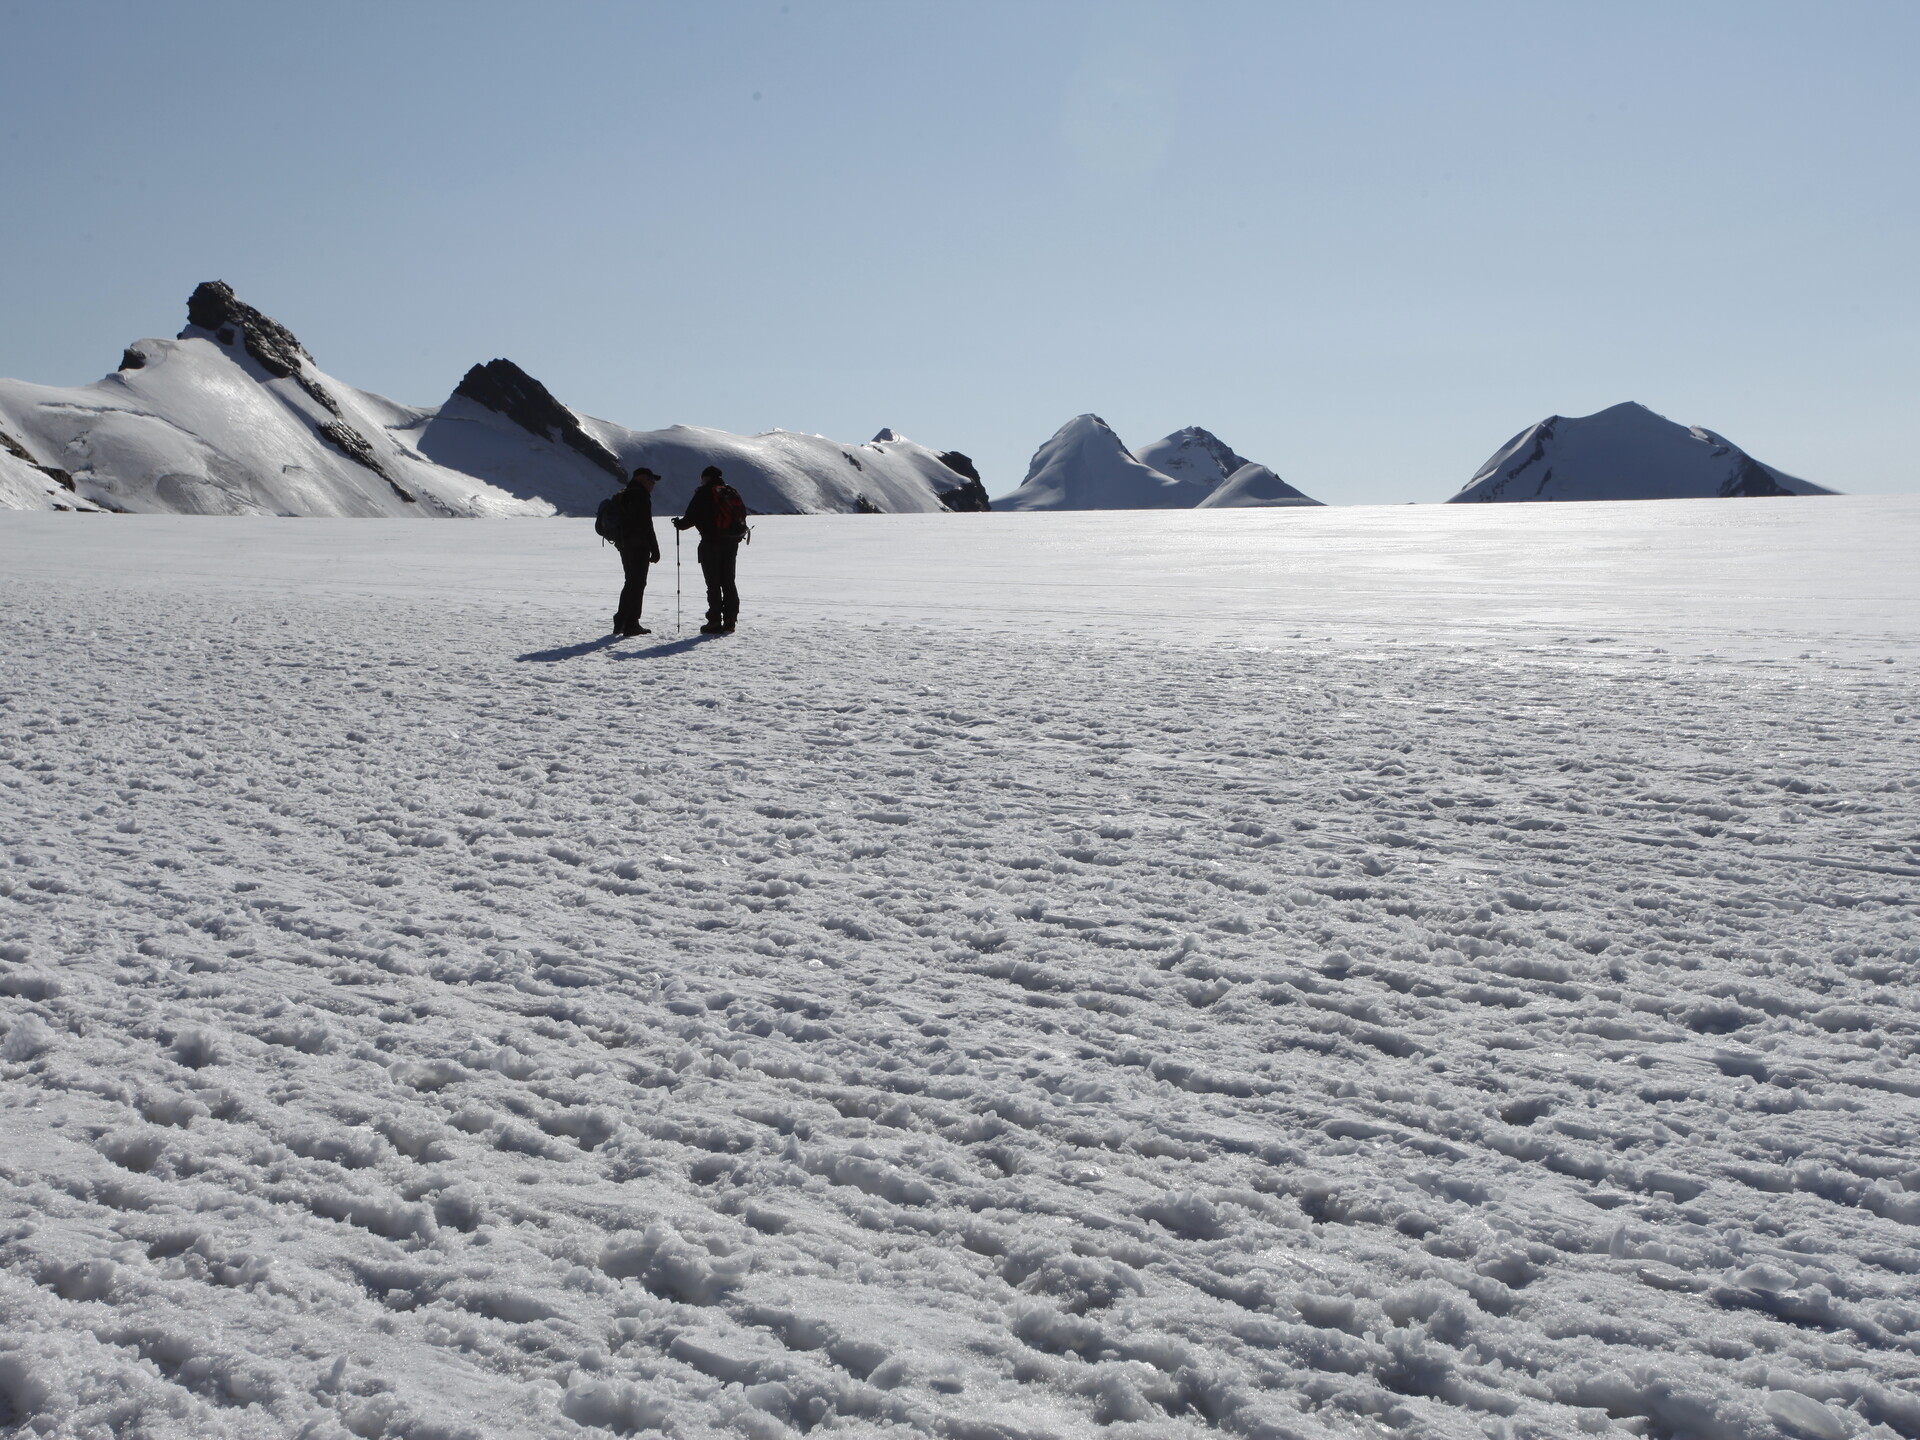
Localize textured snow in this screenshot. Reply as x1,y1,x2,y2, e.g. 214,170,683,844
1450,403,1837,505
2,501,1919,1440
1195,465,1324,510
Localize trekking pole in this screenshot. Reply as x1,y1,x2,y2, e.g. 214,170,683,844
674,529,682,638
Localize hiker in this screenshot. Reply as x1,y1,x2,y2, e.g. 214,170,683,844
672,465,749,634
596,466,662,636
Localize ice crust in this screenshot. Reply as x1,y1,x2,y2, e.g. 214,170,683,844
1,507,1918,1439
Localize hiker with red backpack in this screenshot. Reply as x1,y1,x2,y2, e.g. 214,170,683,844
672,465,750,634
595,466,663,637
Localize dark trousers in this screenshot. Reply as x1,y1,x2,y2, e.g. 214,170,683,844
614,545,651,630
697,538,740,627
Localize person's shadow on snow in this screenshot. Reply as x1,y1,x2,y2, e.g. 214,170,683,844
516,635,623,663
515,634,721,663
612,635,721,660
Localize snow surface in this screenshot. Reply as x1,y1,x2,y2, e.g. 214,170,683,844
1450,403,1836,505
1195,466,1323,511
3,501,1919,1440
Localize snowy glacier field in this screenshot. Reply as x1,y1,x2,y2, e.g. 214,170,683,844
2,498,1918,1440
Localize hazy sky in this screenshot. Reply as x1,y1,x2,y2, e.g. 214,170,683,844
2,0,1913,503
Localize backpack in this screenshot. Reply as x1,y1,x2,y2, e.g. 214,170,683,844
595,490,641,545
712,484,750,543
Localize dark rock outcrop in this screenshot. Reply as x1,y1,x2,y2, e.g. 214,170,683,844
935,451,991,512
181,280,342,415
118,348,147,371
1720,457,1795,498
452,359,625,479
317,420,416,503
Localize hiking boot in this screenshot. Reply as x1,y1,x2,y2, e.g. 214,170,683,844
624,625,651,636
699,621,726,635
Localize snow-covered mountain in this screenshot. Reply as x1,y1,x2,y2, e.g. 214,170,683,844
995,414,1320,510
591,424,986,518
0,283,548,518
1133,425,1253,492
0,284,986,517
994,415,1209,511
1194,462,1322,508
1450,401,1836,503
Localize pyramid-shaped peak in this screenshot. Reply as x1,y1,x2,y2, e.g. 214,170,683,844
995,414,1214,510
450,359,624,478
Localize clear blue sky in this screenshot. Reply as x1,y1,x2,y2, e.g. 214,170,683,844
1,0,1913,502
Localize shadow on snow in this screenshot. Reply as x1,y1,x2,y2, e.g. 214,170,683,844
516,633,721,663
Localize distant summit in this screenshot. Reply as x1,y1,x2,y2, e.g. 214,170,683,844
995,415,1319,510
1450,402,1835,503
1133,426,1253,492
995,415,1212,511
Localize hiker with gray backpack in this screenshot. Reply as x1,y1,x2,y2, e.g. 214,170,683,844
672,465,750,635
595,467,663,636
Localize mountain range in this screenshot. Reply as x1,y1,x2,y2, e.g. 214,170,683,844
0,287,1842,516
0,283,987,518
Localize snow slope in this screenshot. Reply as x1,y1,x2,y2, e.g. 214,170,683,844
0,444,100,513
1195,463,1324,509
0,286,984,519
1451,402,1837,504
2,507,1918,1440
1132,426,1254,493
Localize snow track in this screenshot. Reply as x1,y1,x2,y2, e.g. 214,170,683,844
2,519,1918,1440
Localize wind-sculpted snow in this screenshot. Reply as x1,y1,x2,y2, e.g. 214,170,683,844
2,536,1919,1438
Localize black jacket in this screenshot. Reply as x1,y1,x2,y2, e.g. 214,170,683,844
601,486,661,562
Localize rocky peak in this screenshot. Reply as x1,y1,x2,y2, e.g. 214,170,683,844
183,280,314,379
452,359,624,479
179,280,340,415
934,451,990,512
